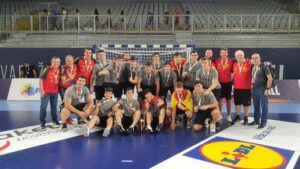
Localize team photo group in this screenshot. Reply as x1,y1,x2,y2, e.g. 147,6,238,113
39,47,273,137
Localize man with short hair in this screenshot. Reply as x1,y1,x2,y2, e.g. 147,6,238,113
196,58,221,101
59,55,77,100
39,57,61,128
232,50,252,125
60,75,94,131
142,89,165,133
158,62,177,100
137,61,160,98
214,48,234,122
113,88,141,134
127,56,142,90
167,82,193,130
90,50,110,101
83,88,116,137
250,53,273,129
152,52,163,73
75,47,96,87
182,51,201,93
204,49,214,67
193,82,221,133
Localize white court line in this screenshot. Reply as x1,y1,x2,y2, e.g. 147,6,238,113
151,118,300,169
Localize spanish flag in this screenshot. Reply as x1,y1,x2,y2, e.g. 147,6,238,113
169,89,193,111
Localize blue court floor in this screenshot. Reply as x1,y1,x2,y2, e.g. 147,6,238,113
0,101,299,169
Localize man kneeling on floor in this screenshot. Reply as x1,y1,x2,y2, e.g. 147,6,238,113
61,75,94,131
142,89,165,133
83,88,116,137
113,88,141,134
193,81,221,133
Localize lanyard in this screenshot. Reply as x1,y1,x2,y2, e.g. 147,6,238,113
197,93,203,106
115,66,121,78
165,72,170,85
203,69,210,80
238,61,245,74
189,62,196,72
221,58,228,71
53,69,58,84
76,88,83,101
85,60,91,72
147,73,152,85
177,93,182,103
252,66,259,83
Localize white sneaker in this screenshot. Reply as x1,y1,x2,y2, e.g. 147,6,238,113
145,125,153,133
227,116,232,122
210,123,216,133
204,118,210,128
103,128,111,137
83,125,90,137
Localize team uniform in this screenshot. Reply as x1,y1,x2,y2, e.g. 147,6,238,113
193,90,218,126
142,96,162,130
103,63,123,98
138,70,160,98
59,64,78,100
233,60,252,106
39,66,60,126
170,59,186,81
64,85,91,113
196,68,221,100
96,98,117,128
76,57,95,87
158,69,177,97
117,98,140,129
183,61,202,93
92,60,109,100
214,57,234,100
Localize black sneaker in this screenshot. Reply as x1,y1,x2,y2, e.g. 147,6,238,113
243,116,249,125
127,126,134,134
258,124,265,129
156,123,163,132
78,120,86,125
249,121,260,125
232,115,240,123
41,123,46,129
53,121,60,125
86,116,91,121
62,123,68,132
117,125,126,133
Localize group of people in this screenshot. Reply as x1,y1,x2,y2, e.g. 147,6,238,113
39,47,272,137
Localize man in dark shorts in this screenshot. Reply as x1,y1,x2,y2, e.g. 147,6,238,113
142,89,165,133
214,48,234,122
193,82,221,133
83,88,116,137
90,49,110,101
113,88,141,134
60,75,94,131
232,50,252,125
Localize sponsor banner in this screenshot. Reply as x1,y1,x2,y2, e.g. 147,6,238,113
0,121,101,156
0,79,11,100
268,80,300,102
7,79,41,100
151,119,300,169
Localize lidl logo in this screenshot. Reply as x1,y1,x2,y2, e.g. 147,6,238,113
184,137,294,169
20,83,39,96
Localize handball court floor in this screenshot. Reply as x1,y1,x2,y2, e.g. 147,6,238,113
0,101,300,169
